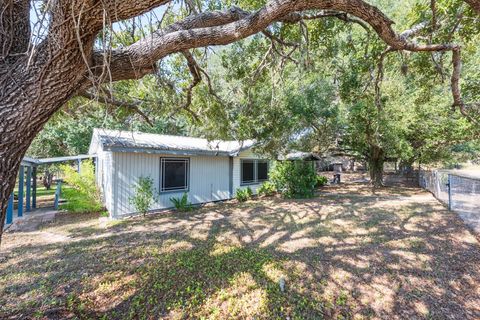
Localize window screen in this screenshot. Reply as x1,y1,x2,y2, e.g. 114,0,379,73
241,160,255,184
257,161,269,181
161,158,189,192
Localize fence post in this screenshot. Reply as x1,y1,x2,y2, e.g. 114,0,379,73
447,174,452,211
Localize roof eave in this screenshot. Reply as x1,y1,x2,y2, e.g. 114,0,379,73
106,146,231,157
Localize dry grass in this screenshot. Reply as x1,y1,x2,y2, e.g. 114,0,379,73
1,182,480,319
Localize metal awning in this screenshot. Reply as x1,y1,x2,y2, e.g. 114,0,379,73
21,154,95,166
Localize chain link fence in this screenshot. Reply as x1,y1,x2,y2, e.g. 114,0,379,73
419,169,480,233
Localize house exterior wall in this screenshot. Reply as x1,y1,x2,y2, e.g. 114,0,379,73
232,149,266,195
110,152,231,218
95,148,115,215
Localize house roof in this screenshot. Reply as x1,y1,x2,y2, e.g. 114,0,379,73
89,129,255,157
21,155,95,167
279,151,321,161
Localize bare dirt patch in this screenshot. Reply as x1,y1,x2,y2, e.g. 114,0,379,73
1,183,479,319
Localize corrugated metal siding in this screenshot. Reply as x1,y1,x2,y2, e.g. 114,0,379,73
232,149,264,195
111,152,230,217
96,150,114,216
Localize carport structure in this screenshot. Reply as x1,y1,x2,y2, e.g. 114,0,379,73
5,155,95,226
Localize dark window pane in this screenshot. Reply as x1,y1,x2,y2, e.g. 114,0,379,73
241,160,255,184
257,161,268,181
162,159,188,191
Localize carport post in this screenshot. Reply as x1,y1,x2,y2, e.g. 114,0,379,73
6,192,14,224
18,166,24,217
54,180,62,209
26,166,31,212
32,167,37,209
77,159,81,173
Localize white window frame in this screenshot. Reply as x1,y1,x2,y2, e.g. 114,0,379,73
160,157,190,192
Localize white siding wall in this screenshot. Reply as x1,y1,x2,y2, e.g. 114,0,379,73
232,149,265,195
111,152,231,218
95,149,115,215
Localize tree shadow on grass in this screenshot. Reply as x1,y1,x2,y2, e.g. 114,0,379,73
1,184,480,319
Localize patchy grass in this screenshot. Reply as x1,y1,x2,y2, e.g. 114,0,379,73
1,183,480,319
35,186,59,197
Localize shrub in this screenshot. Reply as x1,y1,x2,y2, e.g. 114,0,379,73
258,181,276,197
236,187,253,202
60,160,102,213
129,176,156,216
316,175,328,187
269,160,317,198
245,186,253,198
170,193,193,212
60,187,104,213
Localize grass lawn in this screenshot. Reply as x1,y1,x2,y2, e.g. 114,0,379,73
1,183,479,319
14,185,61,197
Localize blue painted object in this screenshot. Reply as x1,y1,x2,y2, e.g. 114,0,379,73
32,167,37,209
18,166,24,217
26,166,31,212
54,181,62,209
77,159,81,173
6,193,14,224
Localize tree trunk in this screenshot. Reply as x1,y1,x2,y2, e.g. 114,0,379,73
43,171,53,190
368,145,384,188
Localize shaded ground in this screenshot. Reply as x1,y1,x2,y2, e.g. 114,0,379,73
1,182,480,319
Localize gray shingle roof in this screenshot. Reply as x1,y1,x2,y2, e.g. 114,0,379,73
90,129,255,156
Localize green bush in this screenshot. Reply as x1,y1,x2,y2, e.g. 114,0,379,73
170,193,193,212
60,187,104,213
258,181,276,197
245,186,253,198
316,175,328,187
129,176,156,216
236,187,253,202
60,160,102,213
270,160,317,198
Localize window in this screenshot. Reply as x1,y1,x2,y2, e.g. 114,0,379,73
257,160,269,182
160,158,189,192
241,160,255,184
241,159,269,185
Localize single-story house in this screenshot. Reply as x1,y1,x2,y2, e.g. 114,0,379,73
88,129,271,218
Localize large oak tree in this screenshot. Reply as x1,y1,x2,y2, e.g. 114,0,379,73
0,0,478,243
